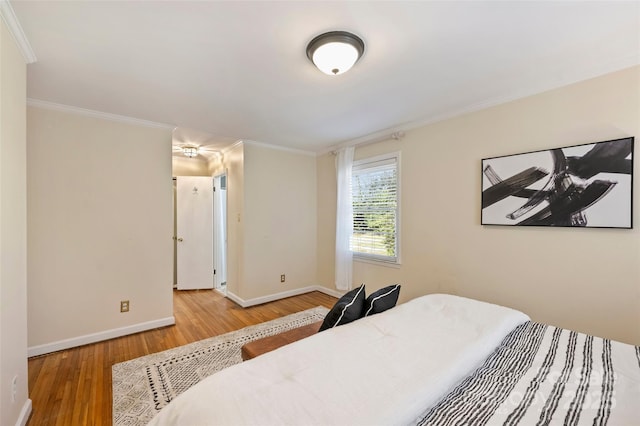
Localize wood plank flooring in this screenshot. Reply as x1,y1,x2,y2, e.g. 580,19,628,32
27,289,337,426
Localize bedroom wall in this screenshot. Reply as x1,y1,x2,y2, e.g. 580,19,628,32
27,106,174,352
223,142,244,299
207,154,225,177
214,141,318,304
0,18,30,426
316,66,640,345
239,142,317,301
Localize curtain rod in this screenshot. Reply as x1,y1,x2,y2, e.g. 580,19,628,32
330,131,405,155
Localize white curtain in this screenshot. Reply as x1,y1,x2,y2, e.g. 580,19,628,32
335,146,354,290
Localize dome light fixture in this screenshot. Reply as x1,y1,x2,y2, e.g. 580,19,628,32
306,31,365,76
182,146,199,158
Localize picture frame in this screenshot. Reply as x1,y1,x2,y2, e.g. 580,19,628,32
481,137,633,228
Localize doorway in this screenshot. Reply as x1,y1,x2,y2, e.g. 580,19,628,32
172,175,228,291
213,173,228,292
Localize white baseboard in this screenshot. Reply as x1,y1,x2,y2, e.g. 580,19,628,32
27,316,175,357
224,290,246,306
16,398,32,426
314,286,344,298
226,285,343,308
27,286,341,356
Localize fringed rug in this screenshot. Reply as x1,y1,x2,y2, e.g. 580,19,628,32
112,306,328,426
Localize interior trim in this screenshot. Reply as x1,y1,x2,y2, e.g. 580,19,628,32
28,287,341,356
322,55,640,156
27,98,175,130
0,0,36,64
226,285,343,308
222,139,317,157
243,139,317,157
17,399,32,426
27,316,176,357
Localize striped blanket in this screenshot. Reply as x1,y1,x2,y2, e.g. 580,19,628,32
416,322,640,425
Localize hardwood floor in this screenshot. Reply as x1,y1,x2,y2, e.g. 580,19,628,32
27,289,337,425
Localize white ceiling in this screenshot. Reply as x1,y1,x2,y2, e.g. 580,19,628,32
11,1,640,154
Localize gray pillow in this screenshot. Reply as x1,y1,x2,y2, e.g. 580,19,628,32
364,284,401,316
319,284,366,331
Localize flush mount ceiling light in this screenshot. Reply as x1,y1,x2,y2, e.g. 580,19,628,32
306,31,365,75
182,146,199,158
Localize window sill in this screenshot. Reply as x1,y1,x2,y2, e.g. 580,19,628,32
353,256,401,269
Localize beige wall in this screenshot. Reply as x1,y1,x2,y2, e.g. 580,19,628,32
241,143,317,299
217,142,318,302
317,66,640,345
207,155,225,177
224,143,244,298
172,156,209,176
0,19,30,426
27,106,174,348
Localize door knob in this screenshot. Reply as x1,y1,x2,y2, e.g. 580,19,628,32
177,237,183,242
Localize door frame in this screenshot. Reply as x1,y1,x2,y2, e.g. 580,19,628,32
213,171,228,292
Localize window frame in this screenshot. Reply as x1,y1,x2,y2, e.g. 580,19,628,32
350,151,401,266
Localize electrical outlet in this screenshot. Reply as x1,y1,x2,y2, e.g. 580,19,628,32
120,300,130,312
11,375,17,403
280,274,285,283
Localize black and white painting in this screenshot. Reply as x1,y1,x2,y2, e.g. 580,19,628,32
481,137,633,228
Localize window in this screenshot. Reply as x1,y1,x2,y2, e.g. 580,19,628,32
351,152,400,264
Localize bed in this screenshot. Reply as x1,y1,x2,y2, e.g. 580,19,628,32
147,294,640,425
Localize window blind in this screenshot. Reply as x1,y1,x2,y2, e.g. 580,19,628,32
351,156,398,262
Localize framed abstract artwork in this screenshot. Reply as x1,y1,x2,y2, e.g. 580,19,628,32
481,137,633,228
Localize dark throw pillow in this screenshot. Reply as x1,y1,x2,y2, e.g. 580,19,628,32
364,284,401,316
319,284,366,331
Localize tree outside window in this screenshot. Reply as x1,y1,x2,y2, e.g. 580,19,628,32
351,153,399,263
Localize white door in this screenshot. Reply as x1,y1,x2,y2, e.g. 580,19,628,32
213,174,227,289
176,176,214,290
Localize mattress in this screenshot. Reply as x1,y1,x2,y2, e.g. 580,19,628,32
147,294,639,425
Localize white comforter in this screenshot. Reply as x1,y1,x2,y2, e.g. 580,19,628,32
148,294,530,425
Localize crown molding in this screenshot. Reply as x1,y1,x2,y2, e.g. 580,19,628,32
221,139,244,155
242,139,316,157
322,55,640,156
27,98,175,130
0,0,36,64
394,54,640,139
222,139,317,157
320,129,405,156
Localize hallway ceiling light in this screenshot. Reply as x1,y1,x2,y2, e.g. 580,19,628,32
182,146,199,158
306,31,365,75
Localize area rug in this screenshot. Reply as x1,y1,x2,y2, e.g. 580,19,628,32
112,306,328,426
